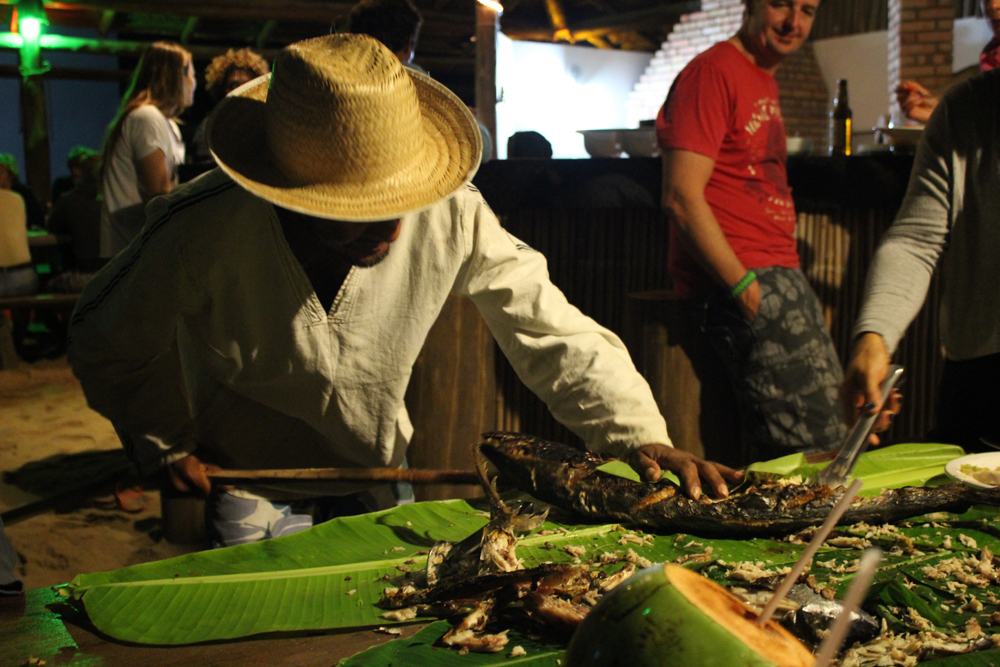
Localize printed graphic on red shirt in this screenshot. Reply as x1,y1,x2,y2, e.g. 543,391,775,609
656,42,800,298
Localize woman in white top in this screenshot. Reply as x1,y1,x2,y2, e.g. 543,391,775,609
100,41,196,258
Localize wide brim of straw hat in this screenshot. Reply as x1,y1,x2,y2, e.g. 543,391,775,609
208,48,482,222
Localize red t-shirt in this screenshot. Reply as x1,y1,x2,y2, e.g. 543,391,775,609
656,41,800,298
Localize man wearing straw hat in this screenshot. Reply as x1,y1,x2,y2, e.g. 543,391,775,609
69,35,741,547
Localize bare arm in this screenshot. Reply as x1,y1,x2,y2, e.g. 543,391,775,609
660,149,759,319
138,148,173,201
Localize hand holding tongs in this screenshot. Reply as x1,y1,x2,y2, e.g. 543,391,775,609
816,365,904,487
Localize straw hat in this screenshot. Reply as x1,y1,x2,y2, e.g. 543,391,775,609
208,34,482,222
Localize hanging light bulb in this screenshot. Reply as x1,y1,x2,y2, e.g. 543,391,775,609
15,0,48,40
15,0,50,77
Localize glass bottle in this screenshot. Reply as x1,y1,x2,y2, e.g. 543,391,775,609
829,79,852,156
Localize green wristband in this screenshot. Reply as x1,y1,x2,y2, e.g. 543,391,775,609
730,270,757,298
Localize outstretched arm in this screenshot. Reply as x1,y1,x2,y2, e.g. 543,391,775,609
456,191,738,498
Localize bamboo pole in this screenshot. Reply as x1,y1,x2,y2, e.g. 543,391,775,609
206,467,480,485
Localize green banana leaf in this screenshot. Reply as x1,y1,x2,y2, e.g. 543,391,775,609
745,443,964,493
66,441,989,651
66,496,802,645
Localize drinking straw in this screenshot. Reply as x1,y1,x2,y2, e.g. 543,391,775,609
813,547,884,667
758,478,864,626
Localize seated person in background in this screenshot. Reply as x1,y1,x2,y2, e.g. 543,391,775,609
0,188,35,297
507,131,553,159
0,186,38,359
47,151,104,293
842,70,1000,452
51,146,99,204
0,154,45,231
896,0,998,122
189,48,270,166
347,0,493,165
69,35,741,548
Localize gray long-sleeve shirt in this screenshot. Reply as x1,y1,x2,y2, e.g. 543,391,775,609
853,70,1000,361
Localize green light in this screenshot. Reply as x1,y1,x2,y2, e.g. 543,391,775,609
19,16,42,41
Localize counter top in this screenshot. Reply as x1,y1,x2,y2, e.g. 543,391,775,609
473,154,916,214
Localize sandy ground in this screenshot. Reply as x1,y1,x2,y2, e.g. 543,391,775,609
0,357,201,591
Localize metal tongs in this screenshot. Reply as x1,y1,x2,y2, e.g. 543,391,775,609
816,365,904,487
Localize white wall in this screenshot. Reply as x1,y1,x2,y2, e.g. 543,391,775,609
495,33,651,158
811,21,993,139
812,32,889,140
955,16,993,71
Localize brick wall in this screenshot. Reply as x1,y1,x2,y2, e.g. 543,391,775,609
627,0,830,150
888,0,953,111
775,42,830,147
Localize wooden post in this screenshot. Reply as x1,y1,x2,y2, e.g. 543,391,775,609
475,2,498,160
18,46,51,207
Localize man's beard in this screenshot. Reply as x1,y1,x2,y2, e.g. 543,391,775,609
349,244,392,268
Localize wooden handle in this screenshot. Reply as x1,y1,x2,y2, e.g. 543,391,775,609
205,467,480,485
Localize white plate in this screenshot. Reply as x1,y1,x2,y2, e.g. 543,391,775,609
945,452,1000,488
875,126,924,146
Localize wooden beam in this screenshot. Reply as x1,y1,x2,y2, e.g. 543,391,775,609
569,3,699,31
475,2,497,160
544,0,568,31
23,0,473,28
97,8,114,36
0,63,129,80
180,16,199,44
20,74,51,205
255,19,277,49
0,32,280,60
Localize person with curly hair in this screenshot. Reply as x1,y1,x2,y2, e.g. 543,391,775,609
190,49,270,166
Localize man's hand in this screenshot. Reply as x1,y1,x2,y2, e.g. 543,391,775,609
894,81,938,124
168,453,222,496
735,278,760,323
628,444,744,500
840,333,902,444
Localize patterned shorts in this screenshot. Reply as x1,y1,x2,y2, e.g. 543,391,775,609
687,266,847,461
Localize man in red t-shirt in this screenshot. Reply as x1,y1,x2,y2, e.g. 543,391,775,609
656,0,847,463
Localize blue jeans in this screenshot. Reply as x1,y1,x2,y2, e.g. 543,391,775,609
0,265,38,298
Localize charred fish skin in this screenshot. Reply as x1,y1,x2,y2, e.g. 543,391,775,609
478,432,1000,537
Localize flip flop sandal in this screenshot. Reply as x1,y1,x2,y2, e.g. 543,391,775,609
115,481,146,513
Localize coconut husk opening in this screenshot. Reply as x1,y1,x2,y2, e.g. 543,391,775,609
665,563,815,667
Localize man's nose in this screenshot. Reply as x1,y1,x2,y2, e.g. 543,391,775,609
781,9,803,32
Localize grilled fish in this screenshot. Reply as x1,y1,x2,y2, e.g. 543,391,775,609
478,432,1000,538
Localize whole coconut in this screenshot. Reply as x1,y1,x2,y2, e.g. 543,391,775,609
565,563,814,667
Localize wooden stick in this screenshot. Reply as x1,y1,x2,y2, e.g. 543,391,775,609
813,547,883,667
757,478,864,626
205,467,480,485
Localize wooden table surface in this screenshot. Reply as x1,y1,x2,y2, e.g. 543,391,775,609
27,233,70,247
1,588,427,666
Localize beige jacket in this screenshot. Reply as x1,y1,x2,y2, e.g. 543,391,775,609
69,170,669,494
